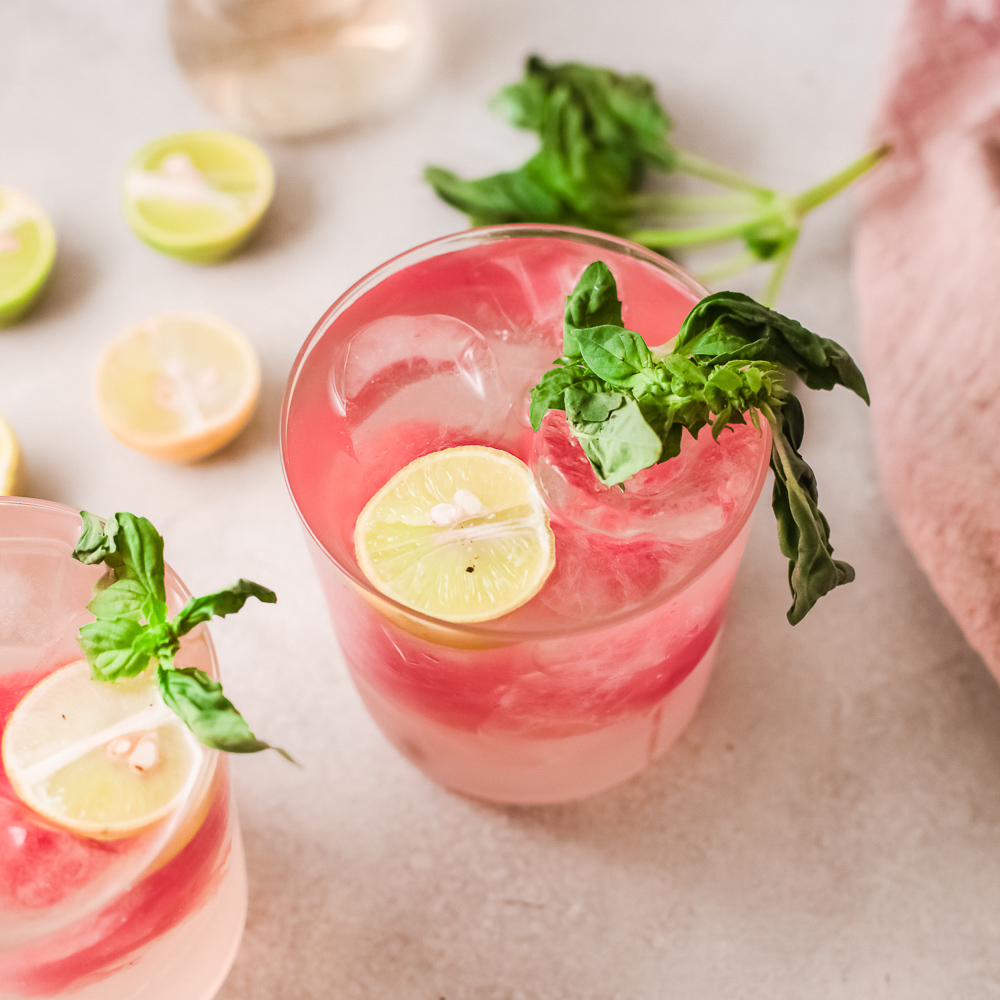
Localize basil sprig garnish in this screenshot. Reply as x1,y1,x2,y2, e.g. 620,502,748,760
529,262,869,624
426,55,888,305
72,511,291,759
427,56,676,237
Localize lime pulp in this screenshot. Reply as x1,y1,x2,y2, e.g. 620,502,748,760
0,187,56,325
122,130,274,265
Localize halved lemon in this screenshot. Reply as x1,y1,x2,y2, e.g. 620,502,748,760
0,187,56,325
0,414,19,494
1,660,204,840
94,310,261,462
354,446,556,624
122,130,274,264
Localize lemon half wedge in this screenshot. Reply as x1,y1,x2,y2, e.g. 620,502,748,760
354,446,556,624
1,660,204,840
94,310,260,462
0,414,19,494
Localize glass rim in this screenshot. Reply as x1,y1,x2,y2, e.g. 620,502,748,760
0,495,222,949
280,223,771,642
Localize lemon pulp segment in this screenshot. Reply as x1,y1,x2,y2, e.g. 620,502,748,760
355,446,556,624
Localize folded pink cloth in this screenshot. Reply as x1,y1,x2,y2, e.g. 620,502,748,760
855,0,1000,676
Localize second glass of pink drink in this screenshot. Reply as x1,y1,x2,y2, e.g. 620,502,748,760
0,498,246,1000
282,225,771,804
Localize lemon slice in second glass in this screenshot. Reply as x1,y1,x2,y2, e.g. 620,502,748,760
0,187,56,325
1,660,205,840
122,130,274,264
94,310,261,462
354,446,556,624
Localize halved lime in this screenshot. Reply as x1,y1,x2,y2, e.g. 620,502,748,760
355,447,556,624
0,187,56,325
2,660,205,840
122,130,274,264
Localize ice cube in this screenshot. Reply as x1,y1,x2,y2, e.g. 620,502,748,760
0,543,97,665
456,246,594,427
531,410,768,545
328,313,511,442
526,410,769,620
470,251,580,348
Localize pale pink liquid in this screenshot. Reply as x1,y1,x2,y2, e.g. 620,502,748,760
282,227,771,803
0,499,246,1000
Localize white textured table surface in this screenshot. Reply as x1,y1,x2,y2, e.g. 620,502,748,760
9,2,1000,998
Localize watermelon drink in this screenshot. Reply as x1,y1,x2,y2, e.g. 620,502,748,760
282,225,771,803
0,498,246,1000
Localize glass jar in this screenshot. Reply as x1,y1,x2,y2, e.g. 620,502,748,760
168,0,433,139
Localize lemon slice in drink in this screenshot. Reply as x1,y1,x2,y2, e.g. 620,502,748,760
0,414,20,494
122,130,274,264
94,310,261,462
355,446,556,624
0,187,56,325
1,660,204,840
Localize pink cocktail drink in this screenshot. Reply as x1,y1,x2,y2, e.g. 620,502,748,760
282,225,771,803
0,499,246,1000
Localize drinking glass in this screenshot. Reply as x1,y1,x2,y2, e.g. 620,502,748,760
282,225,771,803
0,498,246,1000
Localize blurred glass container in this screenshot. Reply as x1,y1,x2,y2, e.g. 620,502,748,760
168,0,432,139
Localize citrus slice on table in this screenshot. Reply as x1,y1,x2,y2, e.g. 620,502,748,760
94,310,261,462
122,130,274,264
1,660,204,841
0,187,56,325
354,446,556,624
0,414,19,494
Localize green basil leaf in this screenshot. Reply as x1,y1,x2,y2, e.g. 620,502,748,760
566,388,662,486
77,617,152,682
72,511,120,566
766,396,855,624
426,56,676,236
87,577,148,622
144,621,181,664
512,56,676,171
490,71,549,132
575,323,654,387
112,513,167,619
528,365,587,430
73,511,169,624
157,666,294,761
423,164,568,228
562,260,624,357
566,387,622,423
675,291,869,403
172,579,277,636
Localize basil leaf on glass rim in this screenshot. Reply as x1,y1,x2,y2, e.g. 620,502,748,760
530,261,868,623
71,511,289,758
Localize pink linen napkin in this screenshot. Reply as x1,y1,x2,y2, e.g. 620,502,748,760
854,0,1000,677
